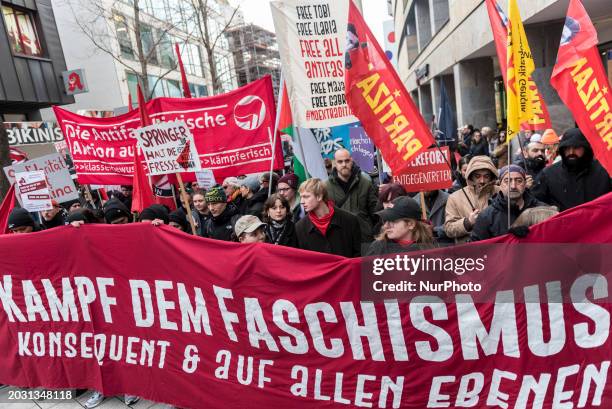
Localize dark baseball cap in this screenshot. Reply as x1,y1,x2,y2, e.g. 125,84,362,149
377,196,422,222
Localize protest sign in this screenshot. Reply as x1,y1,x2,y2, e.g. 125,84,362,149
53,76,282,185
393,146,452,191
134,121,201,176
15,170,52,211
0,193,611,408
195,169,216,189
4,153,79,204
349,125,375,172
271,0,356,128
5,122,64,146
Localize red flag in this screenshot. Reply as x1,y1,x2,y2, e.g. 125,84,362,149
0,184,16,234
137,83,152,126
485,0,552,131
131,83,155,212
345,1,434,174
131,150,155,213
128,92,133,111
98,187,109,201
175,43,192,98
551,0,612,176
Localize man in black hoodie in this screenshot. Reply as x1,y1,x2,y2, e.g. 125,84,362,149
471,165,546,241
238,175,267,217
325,149,378,241
532,128,611,211
202,186,241,241
40,200,66,229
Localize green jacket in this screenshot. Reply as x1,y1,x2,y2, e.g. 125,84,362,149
325,165,378,241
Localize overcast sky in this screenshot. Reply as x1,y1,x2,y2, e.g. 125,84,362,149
230,0,390,45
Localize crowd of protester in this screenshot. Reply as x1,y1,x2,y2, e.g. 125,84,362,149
4,127,612,407
8,128,612,258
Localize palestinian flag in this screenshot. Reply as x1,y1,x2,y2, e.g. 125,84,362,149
278,82,327,182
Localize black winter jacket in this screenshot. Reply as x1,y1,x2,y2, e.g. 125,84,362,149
470,192,546,241
531,129,611,211
239,189,267,218
365,240,424,256
295,207,362,258
264,220,298,248
202,204,241,241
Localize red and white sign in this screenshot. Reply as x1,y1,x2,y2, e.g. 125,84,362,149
15,170,52,211
53,76,283,185
393,146,452,191
134,120,202,176
0,193,611,408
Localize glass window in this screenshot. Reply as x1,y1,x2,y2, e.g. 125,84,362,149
2,5,43,57
141,24,158,65
148,75,165,98
126,72,139,103
113,13,134,59
166,79,181,97
196,85,207,97
157,30,175,68
151,0,167,20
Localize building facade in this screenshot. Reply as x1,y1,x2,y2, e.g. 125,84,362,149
0,0,73,122
226,23,281,99
392,0,612,133
42,0,239,119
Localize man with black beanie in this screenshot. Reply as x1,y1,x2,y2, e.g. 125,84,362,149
532,128,611,211
8,208,38,233
103,199,132,224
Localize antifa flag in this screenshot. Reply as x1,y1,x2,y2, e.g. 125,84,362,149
485,0,551,131
550,0,612,176
53,76,283,185
0,193,611,408
345,0,434,175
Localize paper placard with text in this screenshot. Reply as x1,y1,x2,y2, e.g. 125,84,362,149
15,170,53,212
134,121,202,176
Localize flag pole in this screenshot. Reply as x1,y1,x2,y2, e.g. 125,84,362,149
268,72,284,197
175,172,197,235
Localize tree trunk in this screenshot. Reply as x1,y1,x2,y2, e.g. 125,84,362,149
195,0,220,95
133,0,150,99
0,124,11,202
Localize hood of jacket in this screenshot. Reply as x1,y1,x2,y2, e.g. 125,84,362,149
559,128,594,162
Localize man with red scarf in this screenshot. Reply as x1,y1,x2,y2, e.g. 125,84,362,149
295,179,361,258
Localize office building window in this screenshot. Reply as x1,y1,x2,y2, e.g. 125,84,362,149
158,30,175,68
2,5,42,57
141,24,158,65
114,13,134,59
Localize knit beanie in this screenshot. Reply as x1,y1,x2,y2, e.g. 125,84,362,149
8,208,35,230
103,199,131,224
169,208,189,231
499,164,526,180
240,175,260,193
205,186,227,203
278,173,299,190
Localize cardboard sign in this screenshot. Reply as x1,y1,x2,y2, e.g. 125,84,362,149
15,170,53,211
5,122,64,146
195,169,217,189
134,121,202,176
4,153,79,204
392,146,453,192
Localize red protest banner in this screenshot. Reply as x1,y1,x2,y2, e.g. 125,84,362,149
0,193,611,408
392,146,452,192
550,0,612,176
345,1,434,176
53,76,283,185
